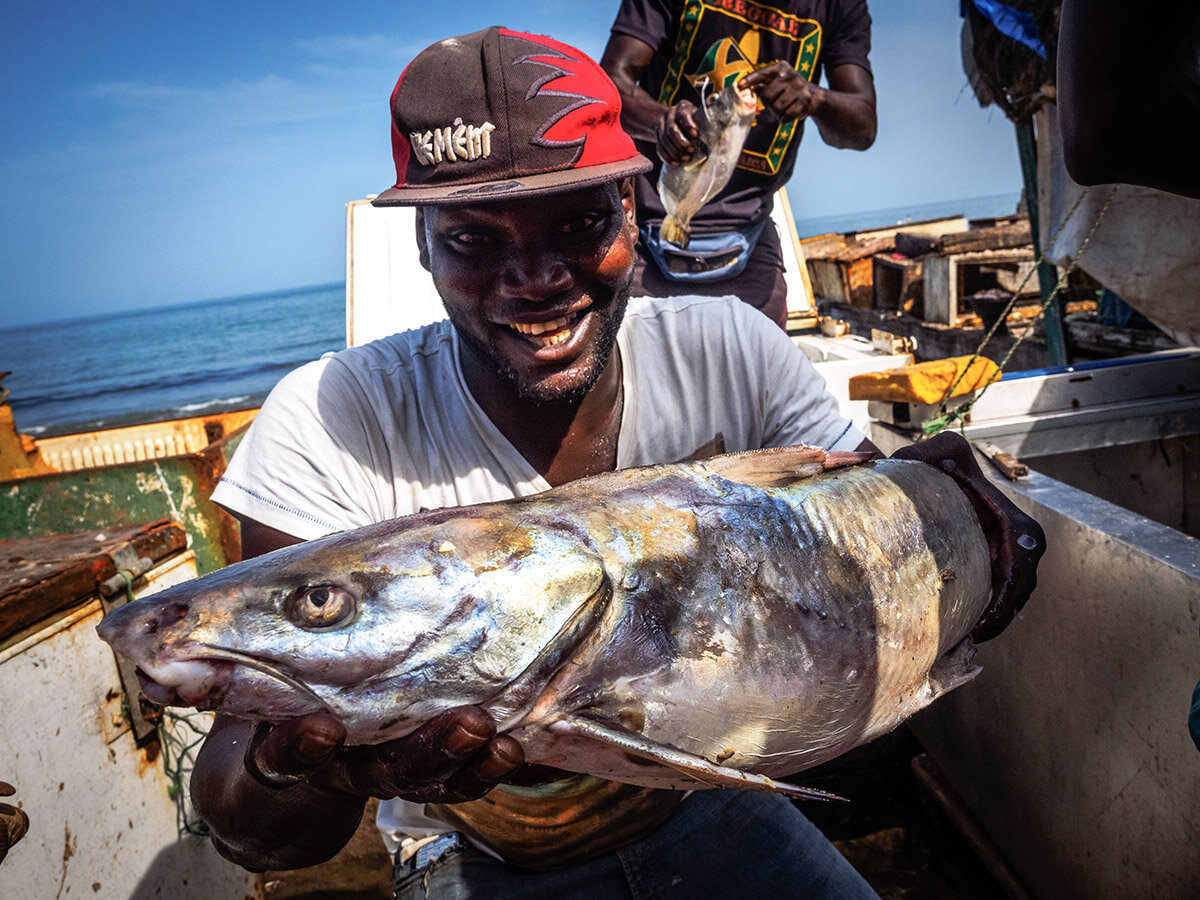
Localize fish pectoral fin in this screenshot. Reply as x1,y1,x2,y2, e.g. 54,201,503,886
704,445,827,486
549,716,843,802
926,639,982,700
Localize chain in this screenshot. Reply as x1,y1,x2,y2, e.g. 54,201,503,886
920,183,1119,436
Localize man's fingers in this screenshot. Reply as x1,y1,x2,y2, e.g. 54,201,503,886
430,735,527,804
336,707,504,800
657,103,700,165
244,713,346,789
241,707,523,804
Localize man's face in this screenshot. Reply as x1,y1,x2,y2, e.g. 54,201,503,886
417,180,637,407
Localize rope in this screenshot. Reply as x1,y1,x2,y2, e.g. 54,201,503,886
157,709,214,839
920,184,1119,437
117,568,135,601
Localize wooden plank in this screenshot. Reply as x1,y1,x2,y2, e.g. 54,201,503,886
895,221,1032,257
0,520,186,645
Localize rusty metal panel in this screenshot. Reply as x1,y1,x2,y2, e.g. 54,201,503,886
0,442,242,574
0,521,187,646
34,408,257,474
0,556,262,899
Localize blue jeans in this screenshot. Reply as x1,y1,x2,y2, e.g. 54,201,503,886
394,789,879,899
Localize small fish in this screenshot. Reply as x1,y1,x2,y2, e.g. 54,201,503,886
97,442,1043,800
657,81,757,248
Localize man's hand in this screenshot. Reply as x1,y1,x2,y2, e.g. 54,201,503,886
252,707,525,804
892,432,1046,642
656,100,703,166
192,707,524,871
739,62,822,122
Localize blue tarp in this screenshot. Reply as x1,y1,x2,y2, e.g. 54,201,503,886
961,0,1048,58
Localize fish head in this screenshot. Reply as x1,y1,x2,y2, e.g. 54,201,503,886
96,512,609,743
702,83,757,130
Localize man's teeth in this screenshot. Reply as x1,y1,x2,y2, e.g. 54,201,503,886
512,315,573,345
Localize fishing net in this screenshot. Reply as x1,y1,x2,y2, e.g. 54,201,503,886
960,0,1061,121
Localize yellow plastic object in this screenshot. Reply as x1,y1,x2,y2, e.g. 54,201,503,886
847,356,1000,404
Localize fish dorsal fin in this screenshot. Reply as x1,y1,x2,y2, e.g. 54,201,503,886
704,445,873,487
548,716,843,802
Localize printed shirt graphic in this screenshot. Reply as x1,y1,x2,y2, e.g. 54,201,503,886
612,0,871,231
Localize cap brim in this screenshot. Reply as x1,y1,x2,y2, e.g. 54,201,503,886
371,154,652,207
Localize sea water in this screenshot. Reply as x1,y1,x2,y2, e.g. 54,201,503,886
2,192,1021,438
2,283,344,437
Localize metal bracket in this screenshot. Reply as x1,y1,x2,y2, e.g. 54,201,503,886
98,554,162,746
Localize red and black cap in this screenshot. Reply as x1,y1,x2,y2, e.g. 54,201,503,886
372,26,652,206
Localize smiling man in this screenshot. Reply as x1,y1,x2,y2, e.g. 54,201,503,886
195,26,879,899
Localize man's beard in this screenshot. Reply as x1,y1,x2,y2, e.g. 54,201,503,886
453,285,631,409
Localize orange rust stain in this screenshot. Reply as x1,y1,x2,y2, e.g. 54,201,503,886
440,518,535,571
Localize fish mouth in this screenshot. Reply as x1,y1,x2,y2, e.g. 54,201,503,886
134,645,332,713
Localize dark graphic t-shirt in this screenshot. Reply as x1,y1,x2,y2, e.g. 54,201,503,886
611,0,872,232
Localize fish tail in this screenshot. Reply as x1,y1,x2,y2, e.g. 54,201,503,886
660,216,690,248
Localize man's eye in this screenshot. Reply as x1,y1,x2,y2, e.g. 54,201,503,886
561,213,604,235
448,230,492,247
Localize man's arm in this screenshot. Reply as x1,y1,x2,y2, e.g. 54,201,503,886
741,61,876,151
601,34,691,158
191,514,525,871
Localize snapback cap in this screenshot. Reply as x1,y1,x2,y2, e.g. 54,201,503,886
372,26,652,206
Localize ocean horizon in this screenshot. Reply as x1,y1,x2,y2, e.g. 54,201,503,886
2,192,1021,438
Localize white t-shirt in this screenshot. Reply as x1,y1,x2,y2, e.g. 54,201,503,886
210,293,863,854
213,294,860,539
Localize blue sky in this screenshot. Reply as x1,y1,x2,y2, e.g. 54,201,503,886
1,1,1022,328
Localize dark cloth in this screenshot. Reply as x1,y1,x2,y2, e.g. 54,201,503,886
1190,678,1200,753
611,0,873,231
395,788,879,899
631,215,788,326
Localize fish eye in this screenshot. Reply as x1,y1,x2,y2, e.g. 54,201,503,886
287,584,358,631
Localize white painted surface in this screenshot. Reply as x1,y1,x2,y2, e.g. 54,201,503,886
0,552,260,900
345,199,446,347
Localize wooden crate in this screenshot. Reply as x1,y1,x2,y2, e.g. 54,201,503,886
923,248,1037,325
872,254,923,314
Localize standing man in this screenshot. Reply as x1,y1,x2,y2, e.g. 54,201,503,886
194,25,881,899
601,0,877,327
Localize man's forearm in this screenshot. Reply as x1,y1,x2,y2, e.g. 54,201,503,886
601,34,666,145
616,84,670,144
810,64,877,150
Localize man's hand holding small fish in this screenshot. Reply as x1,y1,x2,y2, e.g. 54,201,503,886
192,707,523,871
656,98,704,166
739,60,876,150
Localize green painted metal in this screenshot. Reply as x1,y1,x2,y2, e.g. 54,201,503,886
0,439,243,575
1015,118,1069,366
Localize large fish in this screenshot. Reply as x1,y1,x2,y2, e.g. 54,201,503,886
657,81,757,248
97,440,1043,800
